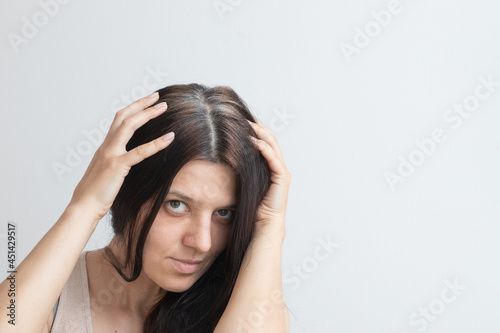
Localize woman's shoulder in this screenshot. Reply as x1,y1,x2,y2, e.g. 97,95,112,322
50,250,93,333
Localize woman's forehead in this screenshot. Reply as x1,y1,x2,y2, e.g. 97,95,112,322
169,160,237,207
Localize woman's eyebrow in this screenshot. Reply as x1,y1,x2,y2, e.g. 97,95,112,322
167,190,237,209
168,190,199,204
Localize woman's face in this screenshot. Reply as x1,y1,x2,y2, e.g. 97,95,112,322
142,159,237,292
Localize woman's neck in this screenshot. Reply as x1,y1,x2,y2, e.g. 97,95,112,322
86,243,166,320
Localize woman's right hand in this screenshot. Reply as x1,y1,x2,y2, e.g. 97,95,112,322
68,92,174,221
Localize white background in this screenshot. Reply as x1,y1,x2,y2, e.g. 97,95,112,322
1,0,500,332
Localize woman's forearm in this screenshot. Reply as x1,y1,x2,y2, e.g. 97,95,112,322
215,224,289,333
0,203,100,332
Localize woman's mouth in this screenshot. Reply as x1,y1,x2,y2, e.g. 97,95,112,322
168,258,202,274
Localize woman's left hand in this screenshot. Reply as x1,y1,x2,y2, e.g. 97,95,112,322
248,118,291,240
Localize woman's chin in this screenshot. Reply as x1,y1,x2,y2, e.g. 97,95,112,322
160,277,198,293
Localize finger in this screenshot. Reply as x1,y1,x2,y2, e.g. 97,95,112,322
247,120,284,161
110,102,169,151
109,92,160,133
119,132,175,167
248,118,279,148
250,136,290,183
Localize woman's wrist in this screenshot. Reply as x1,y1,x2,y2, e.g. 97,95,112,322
253,218,286,244
64,200,103,228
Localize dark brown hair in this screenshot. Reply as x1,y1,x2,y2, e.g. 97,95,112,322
105,83,270,332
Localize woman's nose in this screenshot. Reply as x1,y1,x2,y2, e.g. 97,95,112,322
183,214,212,253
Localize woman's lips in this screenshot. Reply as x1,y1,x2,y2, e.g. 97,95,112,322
169,258,202,274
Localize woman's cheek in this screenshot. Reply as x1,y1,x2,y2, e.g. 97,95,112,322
216,224,231,251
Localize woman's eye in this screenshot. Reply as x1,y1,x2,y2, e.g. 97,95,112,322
167,200,186,213
216,209,233,219
166,202,233,220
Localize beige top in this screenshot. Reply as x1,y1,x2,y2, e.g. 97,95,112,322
50,251,93,333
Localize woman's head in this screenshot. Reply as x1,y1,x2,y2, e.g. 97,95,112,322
106,83,270,332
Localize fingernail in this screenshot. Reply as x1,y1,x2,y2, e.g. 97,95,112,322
250,136,258,143
155,102,167,109
148,92,159,99
162,132,175,141
247,119,254,125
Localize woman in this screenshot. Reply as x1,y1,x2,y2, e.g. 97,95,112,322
0,84,290,332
